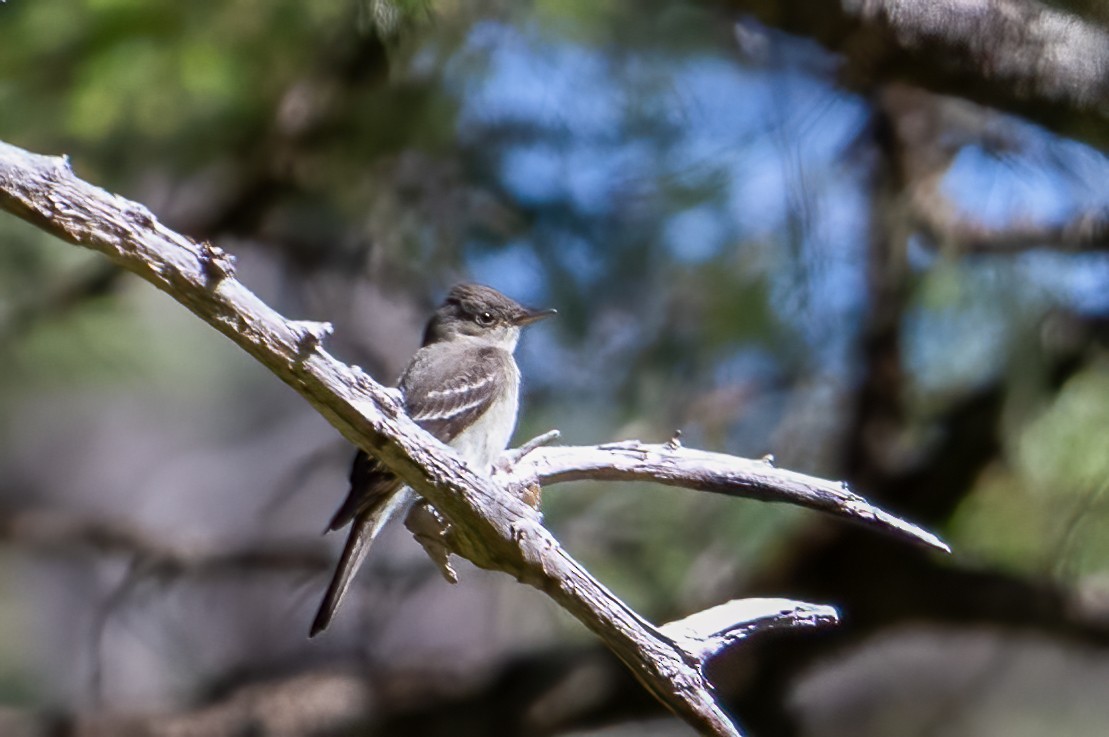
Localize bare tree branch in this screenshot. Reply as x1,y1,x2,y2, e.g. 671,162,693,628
498,441,948,552
0,139,946,736
730,0,1109,152
916,203,1109,253
661,598,839,662
872,85,1109,256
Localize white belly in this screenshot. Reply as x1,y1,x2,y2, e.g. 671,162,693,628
448,372,519,469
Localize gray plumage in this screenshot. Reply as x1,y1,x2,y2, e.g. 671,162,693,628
310,284,554,637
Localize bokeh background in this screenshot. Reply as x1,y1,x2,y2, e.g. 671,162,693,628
1,1,1109,735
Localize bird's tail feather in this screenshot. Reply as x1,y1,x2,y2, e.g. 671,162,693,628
309,488,417,637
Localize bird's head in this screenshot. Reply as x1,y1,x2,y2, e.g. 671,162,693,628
423,283,556,349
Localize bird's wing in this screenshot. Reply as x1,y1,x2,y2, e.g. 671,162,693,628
324,345,507,531
402,345,507,442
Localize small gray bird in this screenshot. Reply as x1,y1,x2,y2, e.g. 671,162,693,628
310,283,555,636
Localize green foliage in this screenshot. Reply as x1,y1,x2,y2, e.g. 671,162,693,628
952,367,1109,577
1019,368,1109,497
0,0,348,176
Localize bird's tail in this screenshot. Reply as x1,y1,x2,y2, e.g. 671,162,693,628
309,487,417,637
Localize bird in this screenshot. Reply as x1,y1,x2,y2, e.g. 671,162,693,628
309,283,555,636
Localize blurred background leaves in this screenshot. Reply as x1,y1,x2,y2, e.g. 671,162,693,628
1,0,1108,735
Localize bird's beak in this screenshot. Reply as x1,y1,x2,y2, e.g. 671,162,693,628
515,307,557,326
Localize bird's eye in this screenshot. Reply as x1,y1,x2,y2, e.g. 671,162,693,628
475,311,495,326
